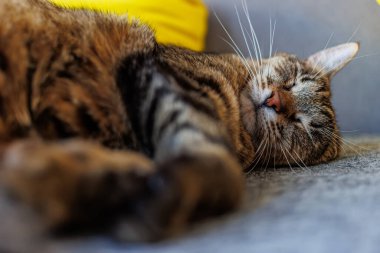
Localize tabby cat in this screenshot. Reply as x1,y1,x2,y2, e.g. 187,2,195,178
0,0,359,241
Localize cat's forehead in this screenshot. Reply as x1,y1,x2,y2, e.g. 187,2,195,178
261,53,304,81
268,53,300,67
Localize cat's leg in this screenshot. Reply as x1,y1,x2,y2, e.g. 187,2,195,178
0,58,245,241
115,69,245,241
0,136,242,241
119,141,244,241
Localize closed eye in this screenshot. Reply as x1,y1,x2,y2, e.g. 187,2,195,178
283,82,296,91
310,121,324,129
290,114,302,123
300,76,314,83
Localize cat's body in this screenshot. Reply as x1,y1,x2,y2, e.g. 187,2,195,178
0,0,358,241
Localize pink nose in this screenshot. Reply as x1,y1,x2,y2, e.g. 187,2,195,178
265,91,282,112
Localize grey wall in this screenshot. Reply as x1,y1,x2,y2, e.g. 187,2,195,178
204,0,380,134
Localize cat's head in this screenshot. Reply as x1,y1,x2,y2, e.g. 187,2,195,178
241,42,359,167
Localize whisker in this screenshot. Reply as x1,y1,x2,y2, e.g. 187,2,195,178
271,125,277,171
246,144,266,174
242,0,263,72
234,5,260,77
346,22,361,43
240,2,263,85
324,129,368,150
321,129,371,158
214,13,247,60
214,7,257,78
220,37,256,78
269,18,276,58
249,137,268,172
302,124,317,147
246,135,269,174
351,52,380,61
269,17,272,58
278,141,296,173
241,25,264,89
321,130,351,154
263,125,274,172
245,135,266,172
340,129,360,133
323,32,334,50
282,138,312,173
313,51,380,79
311,32,334,74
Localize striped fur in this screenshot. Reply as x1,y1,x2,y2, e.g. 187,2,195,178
0,0,358,241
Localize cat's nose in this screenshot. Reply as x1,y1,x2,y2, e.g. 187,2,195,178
265,90,282,112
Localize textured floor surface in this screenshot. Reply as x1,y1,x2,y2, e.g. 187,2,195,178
1,136,380,253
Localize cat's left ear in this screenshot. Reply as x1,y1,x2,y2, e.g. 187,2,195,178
306,42,359,77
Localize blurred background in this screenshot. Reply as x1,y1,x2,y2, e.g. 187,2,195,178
204,0,380,134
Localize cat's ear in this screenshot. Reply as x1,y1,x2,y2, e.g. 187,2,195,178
306,42,359,77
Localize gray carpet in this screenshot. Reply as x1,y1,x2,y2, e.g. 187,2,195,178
1,136,380,253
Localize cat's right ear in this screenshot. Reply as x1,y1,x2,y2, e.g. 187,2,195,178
306,42,359,77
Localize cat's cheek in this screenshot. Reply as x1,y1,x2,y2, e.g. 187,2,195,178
242,109,257,134
240,94,257,133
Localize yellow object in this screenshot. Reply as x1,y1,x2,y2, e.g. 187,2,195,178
49,0,208,51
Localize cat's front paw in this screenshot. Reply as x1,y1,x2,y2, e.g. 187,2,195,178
114,154,244,242
0,139,154,229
